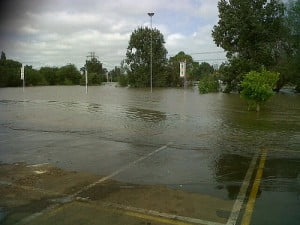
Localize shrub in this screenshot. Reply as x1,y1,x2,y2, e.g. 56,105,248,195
118,75,128,87
198,75,219,94
241,69,279,111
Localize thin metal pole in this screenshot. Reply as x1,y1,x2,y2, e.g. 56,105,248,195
85,69,88,94
150,15,153,93
23,77,25,92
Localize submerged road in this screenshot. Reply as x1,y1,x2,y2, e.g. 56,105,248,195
0,85,299,225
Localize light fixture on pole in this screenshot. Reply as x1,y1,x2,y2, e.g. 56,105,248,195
148,12,154,93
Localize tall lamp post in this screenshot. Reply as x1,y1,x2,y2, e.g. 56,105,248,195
148,12,154,93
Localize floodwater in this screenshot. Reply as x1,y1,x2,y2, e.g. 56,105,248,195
0,84,299,225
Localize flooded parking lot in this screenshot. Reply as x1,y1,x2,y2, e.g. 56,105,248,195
0,85,299,225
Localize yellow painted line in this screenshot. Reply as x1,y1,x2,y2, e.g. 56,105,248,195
103,202,225,225
60,202,195,225
241,148,268,225
226,151,259,225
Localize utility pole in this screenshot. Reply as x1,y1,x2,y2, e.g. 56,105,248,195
148,12,154,93
85,69,88,94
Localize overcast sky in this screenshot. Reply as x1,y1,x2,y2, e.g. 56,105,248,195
0,0,226,70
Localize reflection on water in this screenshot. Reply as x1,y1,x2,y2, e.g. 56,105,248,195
125,107,166,122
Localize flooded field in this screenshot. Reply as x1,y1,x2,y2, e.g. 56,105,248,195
0,85,299,225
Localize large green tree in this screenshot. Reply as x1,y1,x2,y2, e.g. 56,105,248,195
212,0,287,92
25,66,47,86
0,53,22,87
84,57,107,84
165,51,193,86
126,27,168,87
56,64,81,85
39,66,59,85
285,0,300,92
192,62,215,81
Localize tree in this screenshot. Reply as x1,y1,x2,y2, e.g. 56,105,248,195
114,60,129,86
285,0,300,92
25,66,47,86
108,66,121,82
0,55,22,87
126,27,168,87
39,67,59,85
165,51,193,86
193,62,215,81
241,69,279,111
198,73,220,94
212,0,287,92
84,56,107,84
86,57,103,75
56,64,81,85
1,51,6,61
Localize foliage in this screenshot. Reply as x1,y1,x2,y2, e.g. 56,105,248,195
1,51,6,61
39,67,59,85
85,57,104,75
196,62,214,80
285,0,300,92
126,27,168,87
219,57,260,93
198,74,220,94
56,64,81,85
241,69,279,111
0,56,22,87
212,0,287,92
164,52,192,87
80,72,102,85
25,66,47,86
118,75,128,87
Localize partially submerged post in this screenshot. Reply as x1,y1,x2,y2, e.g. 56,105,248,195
148,12,154,93
179,60,187,88
20,65,25,92
85,69,88,94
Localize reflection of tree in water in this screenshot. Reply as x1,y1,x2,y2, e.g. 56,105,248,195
126,107,166,122
215,153,300,200
261,158,300,193
214,154,261,200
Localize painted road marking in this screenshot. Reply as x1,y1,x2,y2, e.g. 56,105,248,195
226,151,260,225
27,163,49,167
15,204,60,225
72,143,171,197
103,202,225,225
241,148,268,225
14,143,171,225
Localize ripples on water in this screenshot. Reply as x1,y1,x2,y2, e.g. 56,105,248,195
0,85,299,155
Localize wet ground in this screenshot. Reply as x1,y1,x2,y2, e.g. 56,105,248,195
0,85,299,225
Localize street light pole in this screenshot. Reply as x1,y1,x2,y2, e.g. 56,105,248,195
148,12,154,93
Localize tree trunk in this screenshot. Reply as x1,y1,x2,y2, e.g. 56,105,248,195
256,103,260,112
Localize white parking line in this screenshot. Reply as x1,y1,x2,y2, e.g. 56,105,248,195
27,163,49,167
226,151,260,225
14,143,171,225
72,144,170,196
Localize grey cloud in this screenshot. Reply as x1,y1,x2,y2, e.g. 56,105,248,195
0,0,223,70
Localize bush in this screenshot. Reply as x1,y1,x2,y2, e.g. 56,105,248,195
118,75,128,87
198,75,219,94
241,69,279,111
